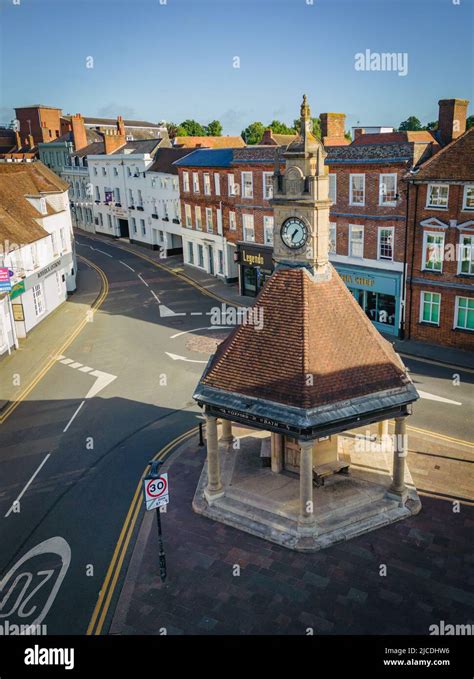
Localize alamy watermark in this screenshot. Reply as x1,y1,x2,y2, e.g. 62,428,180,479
355,49,408,77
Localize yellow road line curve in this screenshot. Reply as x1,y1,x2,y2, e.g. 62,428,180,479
0,255,108,425
87,426,198,636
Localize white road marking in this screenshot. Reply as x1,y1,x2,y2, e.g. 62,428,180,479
60,358,74,365
70,362,82,369
418,390,462,406
191,312,203,316
79,366,93,373
86,370,117,399
63,400,86,432
160,304,186,317
4,454,51,517
119,260,135,272
165,352,208,364
138,274,149,287
170,326,227,339
151,290,161,304
95,249,112,258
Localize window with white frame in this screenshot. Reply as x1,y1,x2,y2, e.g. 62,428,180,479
198,244,204,268
214,173,221,196
206,207,213,232
329,223,337,254
107,214,112,229
185,204,192,227
228,173,237,196
128,189,134,206
140,219,146,236
172,178,178,192
462,185,474,211
187,241,194,264
263,172,273,200
423,232,445,271
329,174,337,204
229,210,236,231
183,171,190,192
127,167,132,177
113,167,119,176
114,188,121,203
378,227,394,260
349,174,365,205
379,174,397,205
195,206,202,230
454,296,474,331
60,228,66,252
131,218,137,233
193,172,200,193
242,214,255,242
204,173,211,196
32,283,44,317
427,184,449,209
263,216,274,245
93,166,98,176
102,167,107,177
420,291,441,325
349,225,364,257
217,250,224,274
242,172,253,198
137,190,143,207
98,213,103,226
95,186,100,201
459,234,474,275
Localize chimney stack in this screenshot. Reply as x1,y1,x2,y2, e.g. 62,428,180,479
101,128,126,155
71,113,88,151
438,99,469,146
320,113,346,143
354,127,366,141
15,130,21,149
27,134,35,149
116,115,126,137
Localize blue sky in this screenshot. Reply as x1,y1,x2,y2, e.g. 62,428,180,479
1,0,473,134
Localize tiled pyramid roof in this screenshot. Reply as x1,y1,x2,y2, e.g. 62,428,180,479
199,266,414,411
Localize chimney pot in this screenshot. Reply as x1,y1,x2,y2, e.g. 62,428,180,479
438,99,469,145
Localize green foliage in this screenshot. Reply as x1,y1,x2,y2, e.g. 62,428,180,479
205,120,223,136
241,121,266,145
425,121,438,131
178,119,207,136
467,115,474,130
399,116,423,131
268,120,295,135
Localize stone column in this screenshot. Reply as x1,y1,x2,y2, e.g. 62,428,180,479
298,440,316,531
388,417,407,502
271,433,283,473
220,419,233,443
204,414,224,504
377,420,389,440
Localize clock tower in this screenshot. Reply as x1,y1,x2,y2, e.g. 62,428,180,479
271,95,332,280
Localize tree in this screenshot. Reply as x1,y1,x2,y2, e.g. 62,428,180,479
178,119,207,136
425,121,438,131
399,116,423,131
205,120,223,136
467,115,474,130
164,122,179,139
268,120,295,135
293,117,322,140
241,121,266,145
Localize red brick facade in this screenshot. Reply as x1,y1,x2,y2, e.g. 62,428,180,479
15,105,62,146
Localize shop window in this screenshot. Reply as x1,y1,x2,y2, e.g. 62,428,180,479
455,296,474,331
349,174,365,205
427,184,449,209
379,174,397,205
462,185,474,211
32,283,45,317
378,227,394,260
420,291,441,325
422,232,444,272
349,225,364,257
459,235,474,275
362,290,395,326
264,216,274,245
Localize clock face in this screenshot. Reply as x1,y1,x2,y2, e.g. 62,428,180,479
280,217,309,250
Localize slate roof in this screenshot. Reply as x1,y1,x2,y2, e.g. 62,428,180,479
71,141,105,158
195,265,417,423
111,138,163,155
352,131,437,146
408,127,474,182
62,115,161,128
174,136,245,149
326,142,414,164
148,147,195,174
232,145,284,165
173,148,235,168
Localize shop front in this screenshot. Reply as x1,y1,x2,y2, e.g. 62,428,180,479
236,242,274,297
333,264,402,336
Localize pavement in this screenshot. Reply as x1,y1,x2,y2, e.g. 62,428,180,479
110,429,474,636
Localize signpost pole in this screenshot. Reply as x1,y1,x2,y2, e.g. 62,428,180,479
155,507,167,583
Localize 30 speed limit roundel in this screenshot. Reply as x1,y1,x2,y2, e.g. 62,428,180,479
144,473,169,511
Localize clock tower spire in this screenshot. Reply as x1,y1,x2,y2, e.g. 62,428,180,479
271,95,332,280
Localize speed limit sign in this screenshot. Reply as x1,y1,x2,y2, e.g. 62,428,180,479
144,473,169,511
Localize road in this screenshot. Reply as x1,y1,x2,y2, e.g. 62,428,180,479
0,232,472,635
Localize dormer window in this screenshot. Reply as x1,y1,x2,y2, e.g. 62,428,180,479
39,198,47,215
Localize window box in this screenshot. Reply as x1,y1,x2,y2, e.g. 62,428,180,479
115,202,122,208
129,205,136,210
173,218,180,224
137,206,144,211
163,216,169,222
152,213,158,219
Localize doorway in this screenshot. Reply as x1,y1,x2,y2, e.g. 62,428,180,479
118,219,130,239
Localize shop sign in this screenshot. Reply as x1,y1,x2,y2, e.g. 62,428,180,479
9,281,25,300
24,253,73,291
238,243,274,271
12,303,25,322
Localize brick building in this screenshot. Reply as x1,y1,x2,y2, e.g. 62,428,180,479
405,117,473,350
15,105,62,146
175,145,284,294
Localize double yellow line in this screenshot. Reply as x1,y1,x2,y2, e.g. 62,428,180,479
86,426,198,636
0,255,108,425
